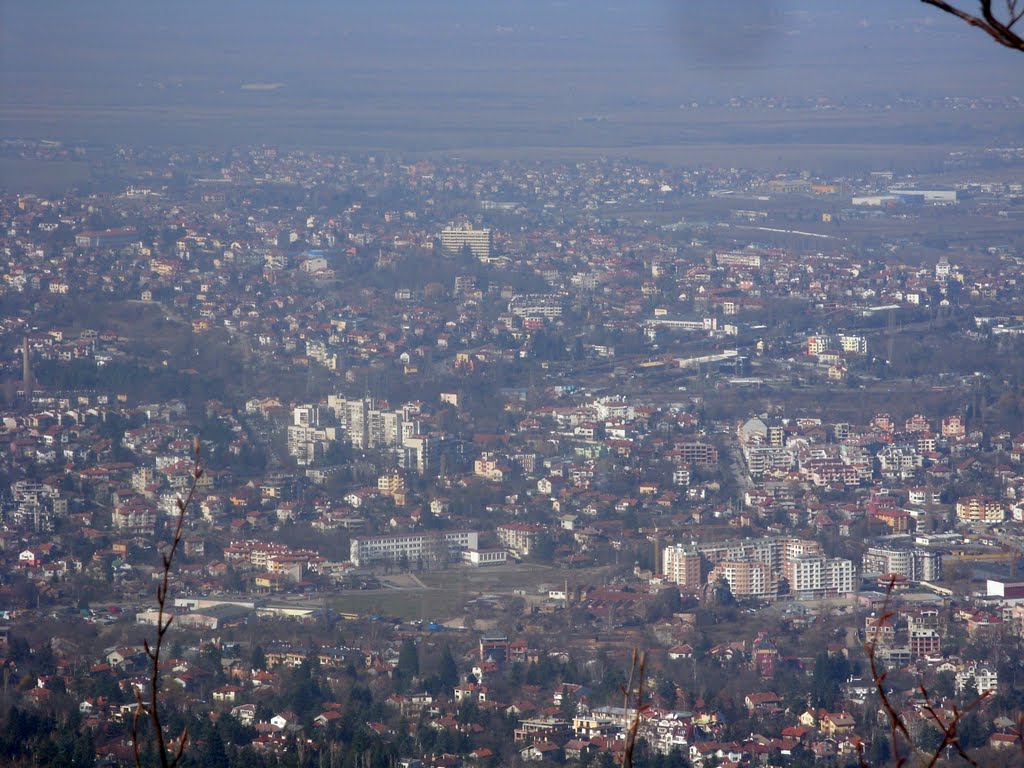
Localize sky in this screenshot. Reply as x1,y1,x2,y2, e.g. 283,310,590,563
0,1,1020,153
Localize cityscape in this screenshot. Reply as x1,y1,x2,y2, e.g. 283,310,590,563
2,2,1024,768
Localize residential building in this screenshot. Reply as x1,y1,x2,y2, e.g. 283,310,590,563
708,560,771,599
663,544,702,590
440,224,492,260
956,496,1005,524
349,530,479,567
497,523,547,557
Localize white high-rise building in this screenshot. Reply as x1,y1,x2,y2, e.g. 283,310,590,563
787,554,855,597
441,225,492,260
663,544,702,589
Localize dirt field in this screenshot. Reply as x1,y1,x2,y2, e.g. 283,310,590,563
330,562,614,623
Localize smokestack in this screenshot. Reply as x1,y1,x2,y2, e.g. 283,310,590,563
22,337,32,402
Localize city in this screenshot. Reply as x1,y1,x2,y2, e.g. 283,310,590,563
1,138,1024,766
4,1,1024,766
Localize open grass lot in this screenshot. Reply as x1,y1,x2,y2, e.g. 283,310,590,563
0,157,92,194
418,562,558,593
330,563,616,623
330,589,472,624
418,563,617,596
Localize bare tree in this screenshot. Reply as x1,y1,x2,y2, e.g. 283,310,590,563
132,440,202,768
862,577,996,767
920,0,1024,51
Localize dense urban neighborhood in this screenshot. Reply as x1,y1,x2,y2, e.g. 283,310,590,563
3,138,1024,767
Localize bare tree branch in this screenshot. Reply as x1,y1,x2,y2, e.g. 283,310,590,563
863,577,996,767
619,649,647,768
920,0,1024,50
132,439,201,768
863,578,912,765
919,686,990,767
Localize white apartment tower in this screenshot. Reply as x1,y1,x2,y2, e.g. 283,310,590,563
441,224,492,260
663,544,702,590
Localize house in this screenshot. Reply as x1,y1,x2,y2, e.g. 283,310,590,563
799,709,821,729
708,643,744,664
955,662,998,696
454,683,479,703
23,688,53,707
688,741,746,765
667,644,694,660
744,692,782,714
812,740,838,761
562,740,597,761
865,614,897,645
553,683,590,709
270,711,298,731
782,725,811,743
751,632,779,678
821,711,856,737
212,685,242,703
105,646,142,669
231,704,257,726
519,742,561,762
18,550,39,568
989,733,1020,751
409,692,434,711
314,710,343,728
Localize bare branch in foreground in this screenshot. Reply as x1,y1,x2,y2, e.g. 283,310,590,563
132,439,202,768
863,576,996,767
920,0,1024,51
619,649,647,768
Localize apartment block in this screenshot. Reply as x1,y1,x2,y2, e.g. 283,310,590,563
349,530,479,567
440,224,492,260
663,544,702,590
708,560,771,599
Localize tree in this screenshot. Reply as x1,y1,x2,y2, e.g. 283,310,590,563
810,652,850,708
709,576,736,608
656,677,678,708
250,644,266,671
437,644,458,689
199,725,229,768
920,0,1024,51
132,442,202,768
283,659,323,719
396,638,420,690
958,709,991,749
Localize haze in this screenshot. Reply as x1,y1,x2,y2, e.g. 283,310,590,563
1,1,1020,156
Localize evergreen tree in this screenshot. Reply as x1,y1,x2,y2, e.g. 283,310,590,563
251,644,267,671
437,643,458,689
201,725,230,768
396,638,419,689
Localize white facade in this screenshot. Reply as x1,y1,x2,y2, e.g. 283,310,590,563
440,225,492,259
663,544,701,589
787,554,855,596
350,530,479,567
955,662,998,696
508,293,564,319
